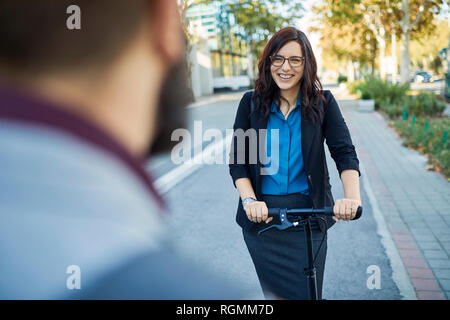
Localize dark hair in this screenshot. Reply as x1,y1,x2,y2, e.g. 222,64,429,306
253,27,325,124
0,0,192,157
0,0,150,74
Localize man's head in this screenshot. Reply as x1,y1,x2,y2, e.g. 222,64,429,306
0,0,191,157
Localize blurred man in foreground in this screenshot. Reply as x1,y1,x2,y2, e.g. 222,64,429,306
0,0,243,299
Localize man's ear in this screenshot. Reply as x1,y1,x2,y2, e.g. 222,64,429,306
151,0,185,64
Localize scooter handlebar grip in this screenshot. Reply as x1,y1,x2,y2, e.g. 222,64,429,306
326,206,363,220
352,206,363,220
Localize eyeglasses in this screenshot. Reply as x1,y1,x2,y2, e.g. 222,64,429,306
270,55,305,67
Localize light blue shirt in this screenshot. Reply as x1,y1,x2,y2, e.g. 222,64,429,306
261,90,309,195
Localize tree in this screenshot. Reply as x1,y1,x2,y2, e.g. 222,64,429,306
410,20,449,76
311,1,380,78
311,0,401,79
222,0,305,81
312,0,445,83
398,0,444,83
180,0,304,83
177,0,214,96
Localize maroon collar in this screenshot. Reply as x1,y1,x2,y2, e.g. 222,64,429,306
0,84,167,211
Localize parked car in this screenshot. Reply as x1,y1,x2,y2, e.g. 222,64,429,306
412,71,433,83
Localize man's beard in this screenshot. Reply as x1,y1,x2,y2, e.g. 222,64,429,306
147,58,193,157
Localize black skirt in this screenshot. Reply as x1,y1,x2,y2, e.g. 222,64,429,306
242,192,328,300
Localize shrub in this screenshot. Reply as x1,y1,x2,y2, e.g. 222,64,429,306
361,91,371,100
349,77,449,178
381,103,403,118
349,76,408,109
393,116,449,178
403,92,446,117
337,74,348,83
347,80,362,94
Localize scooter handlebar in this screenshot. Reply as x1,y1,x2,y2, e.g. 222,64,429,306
268,206,363,220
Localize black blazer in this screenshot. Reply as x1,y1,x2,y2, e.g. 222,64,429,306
228,90,361,232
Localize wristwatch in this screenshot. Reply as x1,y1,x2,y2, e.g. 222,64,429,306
242,197,257,208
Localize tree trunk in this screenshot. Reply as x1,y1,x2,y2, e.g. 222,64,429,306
400,29,411,83
379,32,386,80
392,28,397,83
346,60,355,82
371,40,377,76
400,0,411,84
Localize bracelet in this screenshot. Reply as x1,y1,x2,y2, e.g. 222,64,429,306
242,197,256,208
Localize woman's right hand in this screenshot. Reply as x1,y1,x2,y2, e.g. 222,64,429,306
244,201,273,223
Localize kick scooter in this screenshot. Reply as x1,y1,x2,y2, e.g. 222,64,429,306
258,206,363,300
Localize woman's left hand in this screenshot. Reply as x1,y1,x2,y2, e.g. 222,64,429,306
333,198,362,222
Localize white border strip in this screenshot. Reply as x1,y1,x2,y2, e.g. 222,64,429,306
359,161,417,300
154,132,232,194
187,93,244,109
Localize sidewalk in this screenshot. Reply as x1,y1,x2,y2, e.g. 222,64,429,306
332,86,450,300
188,90,246,108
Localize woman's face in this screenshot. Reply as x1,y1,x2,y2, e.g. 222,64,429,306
270,41,304,91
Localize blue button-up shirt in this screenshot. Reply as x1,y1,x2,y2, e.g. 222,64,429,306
261,90,310,195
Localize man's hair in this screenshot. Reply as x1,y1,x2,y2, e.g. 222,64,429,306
0,0,193,157
0,0,149,74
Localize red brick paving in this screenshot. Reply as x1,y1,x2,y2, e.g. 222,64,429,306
410,278,441,291
407,267,436,279
416,291,447,300
396,241,420,250
401,257,430,269
342,107,447,300
388,218,447,300
398,249,426,259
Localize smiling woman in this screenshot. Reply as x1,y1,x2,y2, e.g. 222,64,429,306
254,27,326,124
269,41,306,118
228,26,362,300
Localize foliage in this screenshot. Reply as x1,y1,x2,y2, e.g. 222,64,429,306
311,0,445,73
349,74,449,178
380,94,446,118
348,76,409,109
350,77,446,118
410,20,450,76
402,93,447,117
310,3,377,70
224,0,304,62
393,116,449,179
182,0,305,79
337,74,348,83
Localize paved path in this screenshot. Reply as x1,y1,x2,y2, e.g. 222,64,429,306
333,86,450,300
156,89,401,300
152,87,449,300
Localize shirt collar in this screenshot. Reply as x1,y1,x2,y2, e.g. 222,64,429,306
270,88,302,113
0,84,167,212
